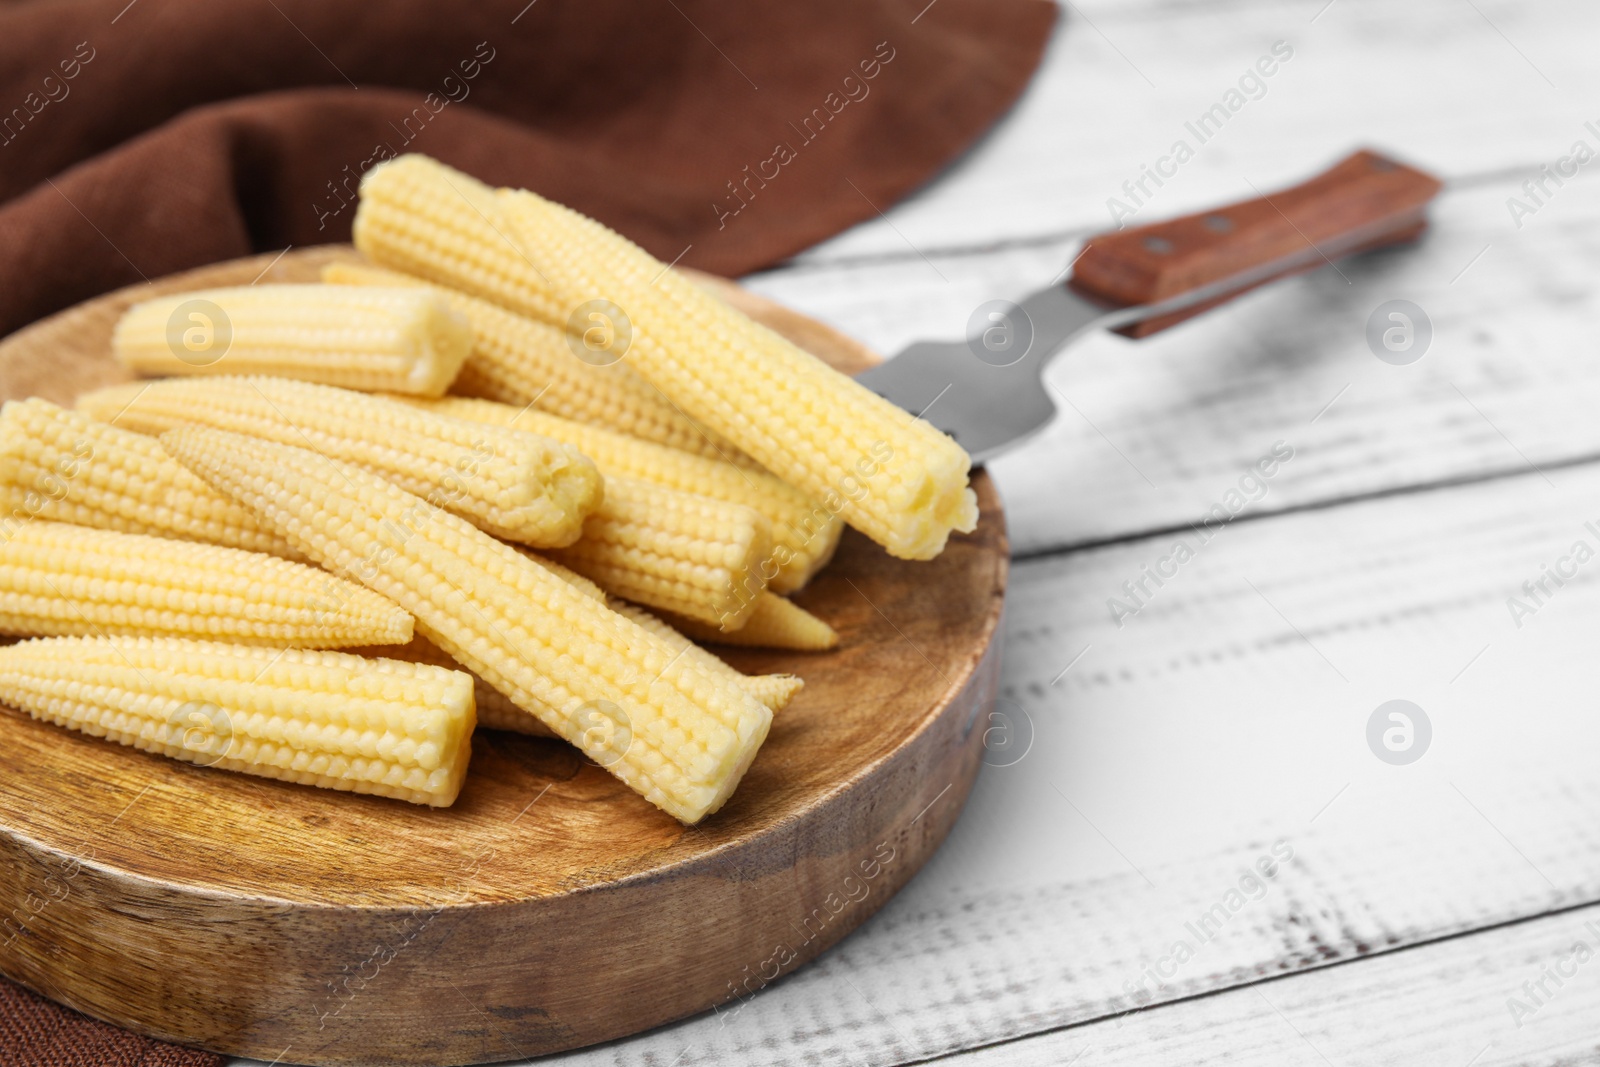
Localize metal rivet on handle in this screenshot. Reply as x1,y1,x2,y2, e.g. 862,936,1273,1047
1202,214,1233,233
1369,157,1397,172
1143,236,1174,254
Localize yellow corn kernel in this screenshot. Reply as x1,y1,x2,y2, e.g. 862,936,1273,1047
76,378,601,549
323,262,738,460
112,285,471,396
348,634,534,735
607,598,803,713
354,155,976,559
665,593,839,651
548,477,771,630
0,522,411,647
522,551,606,602
0,635,475,806
0,398,294,557
408,396,842,594
162,426,770,824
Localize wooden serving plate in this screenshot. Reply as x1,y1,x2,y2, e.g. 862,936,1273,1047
0,247,1007,1066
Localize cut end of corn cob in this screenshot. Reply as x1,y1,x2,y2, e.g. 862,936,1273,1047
666,592,839,651
0,635,475,806
0,521,412,647
111,285,472,397
407,396,843,594
349,633,539,736
161,425,771,824
549,477,772,630
77,376,603,549
0,397,296,558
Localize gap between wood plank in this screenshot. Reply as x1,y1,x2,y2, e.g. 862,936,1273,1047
1009,447,1600,564
772,161,1560,275
904,892,1600,1066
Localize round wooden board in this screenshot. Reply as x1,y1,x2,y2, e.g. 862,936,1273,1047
0,247,1007,1066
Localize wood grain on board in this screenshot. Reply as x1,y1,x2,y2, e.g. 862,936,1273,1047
0,249,1008,1066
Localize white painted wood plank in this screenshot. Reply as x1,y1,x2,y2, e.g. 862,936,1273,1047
273,455,1600,1067
746,177,1600,557
799,0,1598,261
936,901,1600,1066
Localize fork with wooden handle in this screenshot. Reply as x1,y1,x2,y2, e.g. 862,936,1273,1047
854,149,1444,463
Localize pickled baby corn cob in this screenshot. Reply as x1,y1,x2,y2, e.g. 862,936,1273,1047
348,164,569,327
497,186,978,560
162,426,771,824
355,155,977,559
113,285,472,396
0,522,412,647
366,618,801,739
665,592,839,651
0,635,475,806
548,477,771,630
346,633,540,735
607,598,803,712
323,262,737,460
408,396,841,594
0,398,293,557
76,378,602,548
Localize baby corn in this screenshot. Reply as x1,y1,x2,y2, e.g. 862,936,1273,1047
76,378,602,549
348,634,536,735
409,396,841,594
548,477,771,630
112,285,471,396
0,635,475,806
498,185,978,559
344,552,610,737
355,155,977,560
665,592,839,651
366,619,801,739
348,165,569,327
0,522,411,647
607,598,803,713
0,398,293,557
162,426,771,824
323,262,737,460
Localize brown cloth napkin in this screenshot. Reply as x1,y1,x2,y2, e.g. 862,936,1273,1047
0,0,1056,339
0,0,1053,1061
0,979,221,1067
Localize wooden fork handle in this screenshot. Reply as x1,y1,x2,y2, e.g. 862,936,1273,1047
1068,149,1443,338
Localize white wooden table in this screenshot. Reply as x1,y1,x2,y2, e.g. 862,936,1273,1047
239,1,1600,1062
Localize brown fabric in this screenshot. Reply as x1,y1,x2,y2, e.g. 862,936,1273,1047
0,0,1053,1059
0,0,1056,338
0,979,221,1066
